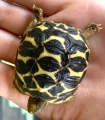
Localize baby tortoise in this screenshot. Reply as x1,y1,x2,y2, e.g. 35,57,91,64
13,5,102,113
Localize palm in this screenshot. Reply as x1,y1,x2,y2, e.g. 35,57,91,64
0,0,105,120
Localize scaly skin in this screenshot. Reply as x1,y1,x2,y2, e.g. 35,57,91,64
0,0,105,120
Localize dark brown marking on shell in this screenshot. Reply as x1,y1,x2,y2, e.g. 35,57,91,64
48,83,64,96
61,51,69,67
24,76,37,88
34,74,55,88
67,28,78,35
38,57,60,72
28,28,43,45
79,70,87,83
79,33,88,47
68,57,87,72
44,40,64,55
30,62,38,74
53,21,72,28
86,51,89,62
34,45,44,59
55,68,70,82
54,88,77,103
63,76,80,89
29,90,56,100
64,36,71,50
15,59,37,74
15,72,29,92
15,72,24,87
64,36,87,54
69,43,87,54
44,21,55,30
18,41,35,57
15,21,89,103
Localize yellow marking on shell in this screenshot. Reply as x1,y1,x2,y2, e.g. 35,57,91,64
70,49,90,65
37,46,62,66
24,92,34,97
17,54,32,64
63,24,75,30
33,62,60,83
64,95,74,102
70,50,86,59
50,21,62,26
51,23,89,50
85,49,90,64
86,39,89,47
61,88,79,103
70,31,89,48
52,24,75,35
13,78,25,94
67,66,84,78
60,83,76,93
70,31,83,41
56,82,78,97
48,85,79,104
15,20,90,104
35,23,49,31
24,36,37,47
53,25,88,48
15,71,54,98
45,76,80,104
45,35,66,50
32,77,41,90
53,26,68,34
16,71,27,87
51,21,75,30
15,72,38,91
28,77,54,97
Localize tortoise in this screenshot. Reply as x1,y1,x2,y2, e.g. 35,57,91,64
13,5,102,113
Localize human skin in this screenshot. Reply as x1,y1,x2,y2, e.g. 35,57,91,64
0,0,105,120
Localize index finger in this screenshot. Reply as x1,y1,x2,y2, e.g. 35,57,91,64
7,0,71,15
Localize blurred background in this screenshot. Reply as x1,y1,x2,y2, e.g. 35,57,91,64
0,96,42,120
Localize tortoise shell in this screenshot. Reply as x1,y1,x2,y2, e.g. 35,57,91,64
14,21,89,104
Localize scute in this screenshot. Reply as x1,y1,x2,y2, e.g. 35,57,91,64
18,41,35,57
63,76,80,89
55,68,70,82
24,76,37,88
48,83,64,96
34,74,55,88
68,57,87,72
38,56,61,72
15,21,89,103
44,39,64,55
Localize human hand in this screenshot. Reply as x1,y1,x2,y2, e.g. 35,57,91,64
0,0,105,120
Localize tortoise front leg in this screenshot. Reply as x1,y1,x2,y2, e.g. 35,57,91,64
27,97,48,113
81,23,102,38
23,5,43,36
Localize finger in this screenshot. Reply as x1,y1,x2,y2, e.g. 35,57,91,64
7,0,71,15
45,2,105,30
0,1,34,35
0,62,28,110
0,29,20,63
